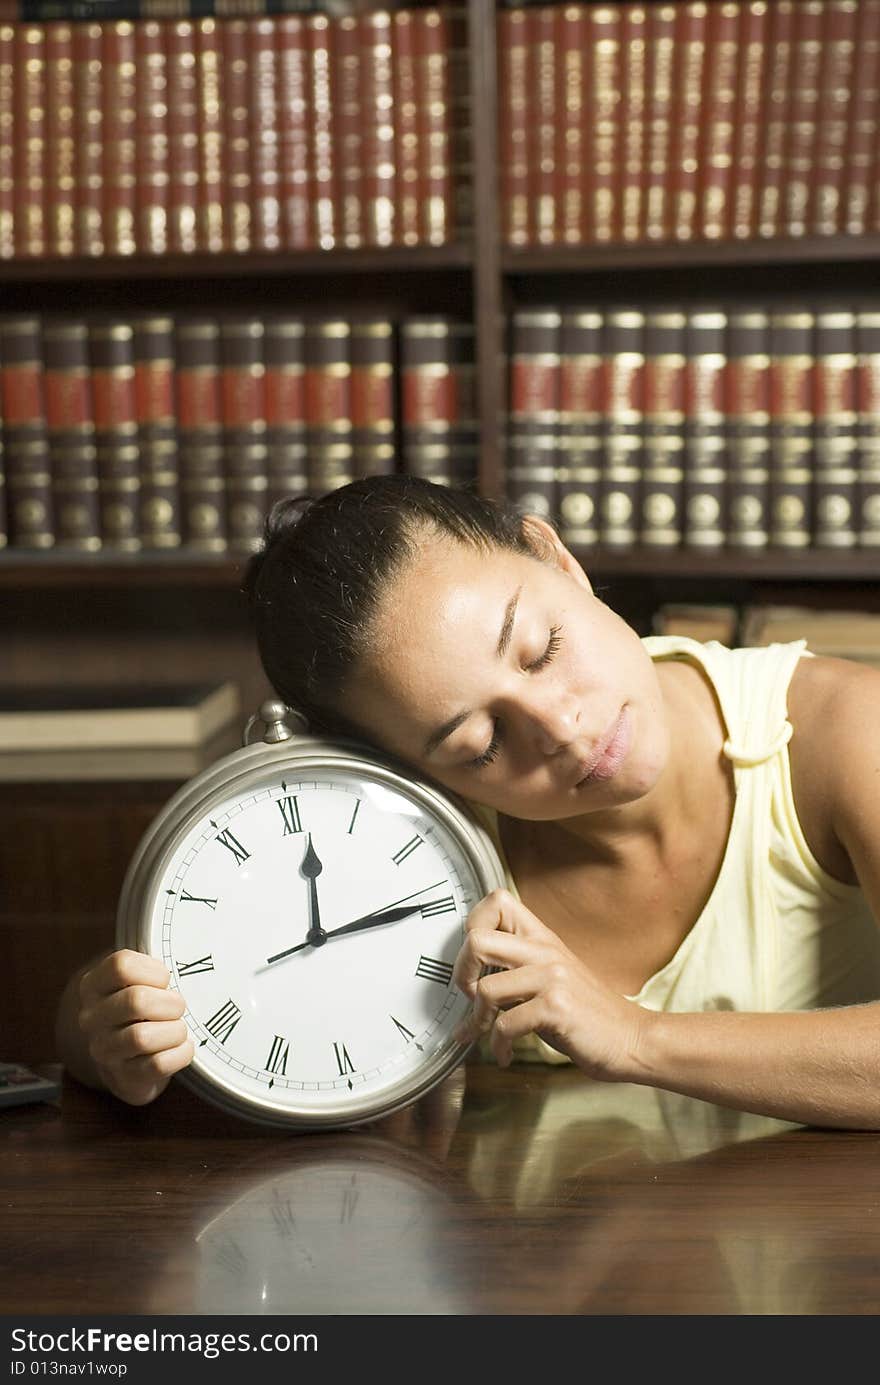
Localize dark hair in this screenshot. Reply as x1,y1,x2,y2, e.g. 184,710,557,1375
243,474,539,736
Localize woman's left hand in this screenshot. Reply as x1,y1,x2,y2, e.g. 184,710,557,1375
452,888,654,1082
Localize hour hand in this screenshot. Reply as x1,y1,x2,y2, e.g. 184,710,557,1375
300,835,325,946
324,902,423,940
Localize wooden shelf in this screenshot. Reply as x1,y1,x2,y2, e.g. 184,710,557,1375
0,243,474,284
0,551,247,589
3,546,880,590
577,547,880,581
503,234,880,275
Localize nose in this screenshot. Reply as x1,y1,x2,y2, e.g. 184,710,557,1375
516,684,580,756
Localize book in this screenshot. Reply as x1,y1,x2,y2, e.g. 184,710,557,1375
740,605,880,668
653,602,739,644
0,723,242,784
0,680,240,750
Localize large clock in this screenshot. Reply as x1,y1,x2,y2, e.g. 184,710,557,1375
116,701,506,1130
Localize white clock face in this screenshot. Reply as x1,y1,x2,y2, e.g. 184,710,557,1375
143,766,486,1126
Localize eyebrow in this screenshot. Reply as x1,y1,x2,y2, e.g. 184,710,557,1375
423,585,522,757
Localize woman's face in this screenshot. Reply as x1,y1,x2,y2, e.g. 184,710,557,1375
340,524,670,822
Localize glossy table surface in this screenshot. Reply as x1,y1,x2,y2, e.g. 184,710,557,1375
4,1060,880,1316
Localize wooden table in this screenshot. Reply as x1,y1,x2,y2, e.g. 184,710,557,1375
4,1060,880,1316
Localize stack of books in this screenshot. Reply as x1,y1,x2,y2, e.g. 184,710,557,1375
0,681,242,781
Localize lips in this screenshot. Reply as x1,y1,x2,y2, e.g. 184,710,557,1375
575,707,631,787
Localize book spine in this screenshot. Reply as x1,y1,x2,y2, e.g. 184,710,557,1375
362,9,396,248
642,3,676,242
756,0,794,239
0,316,54,549
72,22,104,257
812,308,857,548
618,2,646,244
45,22,76,258
350,318,395,479
0,25,13,259
133,313,181,549
497,6,529,246
166,20,199,254
42,318,101,551
15,24,47,257
781,0,823,239
392,9,419,248
221,19,251,254
175,316,226,552
586,3,620,243
308,13,336,249
401,315,457,486
670,1,707,243
556,3,587,246
416,6,452,246
220,315,269,553
730,0,768,240
249,17,282,253
102,21,138,257
528,3,557,246
683,307,727,549
810,0,858,237
305,318,353,494
447,5,471,238
844,0,880,236
195,17,224,254
264,315,307,507
557,308,603,546
698,1,739,241
506,307,560,523
0,424,5,548
726,306,770,548
768,310,814,548
856,309,880,546
334,14,363,249
89,319,141,551
640,308,686,548
277,16,311,251
135,19,169,256
601,308,644,547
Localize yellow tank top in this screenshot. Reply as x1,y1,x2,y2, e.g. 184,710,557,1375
471,635,880,1065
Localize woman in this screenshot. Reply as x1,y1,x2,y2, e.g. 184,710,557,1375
56,475,880,1126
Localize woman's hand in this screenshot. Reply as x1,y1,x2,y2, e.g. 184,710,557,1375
77,949,194,1106
452,889,654,1081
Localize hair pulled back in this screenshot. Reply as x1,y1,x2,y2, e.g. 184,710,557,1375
243,474,538,736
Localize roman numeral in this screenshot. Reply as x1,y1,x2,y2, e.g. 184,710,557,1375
177,955,214,976
179,890,218,910
392,835,423,866
333,1041,355,1078
347,798,361,834
213,827,250,866
415,955,454,986
420,895,456,918
265,1035,290,1076
277,796,302,835
203,999,242,1045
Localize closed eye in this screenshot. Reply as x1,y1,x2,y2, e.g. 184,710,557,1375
526,624,563,672
468,720,501,770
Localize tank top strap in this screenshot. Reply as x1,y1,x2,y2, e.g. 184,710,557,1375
641,634,810,772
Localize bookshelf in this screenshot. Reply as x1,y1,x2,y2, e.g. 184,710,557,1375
3,0,880,1060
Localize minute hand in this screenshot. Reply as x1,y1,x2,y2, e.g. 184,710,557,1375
323,901,426,940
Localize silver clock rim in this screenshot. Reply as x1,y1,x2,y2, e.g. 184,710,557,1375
115,734,507,1130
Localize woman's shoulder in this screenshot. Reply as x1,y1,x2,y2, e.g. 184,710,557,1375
787,653,880,885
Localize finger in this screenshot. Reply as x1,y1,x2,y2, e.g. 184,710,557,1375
488,997,552,1068
452,926,548,998
96,1018,190,1063
82,950,171,1001
454,965,547,1043
89,984,187,1029
109,1038,195,1106
466,888,551,940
